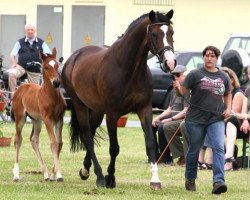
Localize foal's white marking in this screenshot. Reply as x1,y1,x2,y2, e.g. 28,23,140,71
160,25,169,46
49,60,56,68
13,162,20,181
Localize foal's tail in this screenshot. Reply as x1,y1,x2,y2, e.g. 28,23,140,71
11,109,15,121
69,105,86,152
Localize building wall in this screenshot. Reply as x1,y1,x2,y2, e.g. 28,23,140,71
0,0,250,60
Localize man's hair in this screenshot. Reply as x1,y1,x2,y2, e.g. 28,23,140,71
202,45,221,58
24,24,36,31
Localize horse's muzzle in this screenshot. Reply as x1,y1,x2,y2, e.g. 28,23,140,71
52,79,61,88
162,50,176,72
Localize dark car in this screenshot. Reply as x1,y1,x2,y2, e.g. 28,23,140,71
149,51,204,110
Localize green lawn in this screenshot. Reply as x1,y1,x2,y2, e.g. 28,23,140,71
0,122,249,200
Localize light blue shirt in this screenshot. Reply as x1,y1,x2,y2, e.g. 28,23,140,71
10,37,51,56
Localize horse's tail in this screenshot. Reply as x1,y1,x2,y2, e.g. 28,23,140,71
11,108,15,121
69,105,86,152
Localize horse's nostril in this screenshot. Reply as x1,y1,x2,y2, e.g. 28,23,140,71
52,80,61,88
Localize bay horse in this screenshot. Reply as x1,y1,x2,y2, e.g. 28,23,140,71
62,10,176,190
12,48,67,182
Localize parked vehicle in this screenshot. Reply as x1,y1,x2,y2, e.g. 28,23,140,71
218,33,250,90
149,51,204,110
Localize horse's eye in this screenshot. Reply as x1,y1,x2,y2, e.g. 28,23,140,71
152,32,157,38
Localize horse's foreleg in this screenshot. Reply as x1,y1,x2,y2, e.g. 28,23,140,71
44,119,63,182
55,119,63,158
53,119,64,181
13,117,25,182
138,107,161,190
30,120,49,181
105,116,120,188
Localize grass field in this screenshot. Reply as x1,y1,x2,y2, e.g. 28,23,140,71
0,121,249,200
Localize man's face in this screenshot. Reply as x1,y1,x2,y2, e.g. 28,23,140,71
25,26,36,39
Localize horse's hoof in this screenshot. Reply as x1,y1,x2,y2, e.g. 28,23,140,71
105,175,116,188
96,178,105,188
44,178,50,182
79,169,90,180
150,182,161,190
13,178,19,182
56,177,64,182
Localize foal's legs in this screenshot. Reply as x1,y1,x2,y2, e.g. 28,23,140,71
43,118,63,182
30,120,49,180
50,119,64,181
13,115,26,181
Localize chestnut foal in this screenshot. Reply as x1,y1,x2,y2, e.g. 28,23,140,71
12,48,66,182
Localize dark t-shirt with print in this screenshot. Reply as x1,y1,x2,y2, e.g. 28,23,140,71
183,67,231,124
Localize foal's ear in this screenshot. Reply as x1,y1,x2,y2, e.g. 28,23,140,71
52,47,57,58
166,9,174,19
39,51,46,60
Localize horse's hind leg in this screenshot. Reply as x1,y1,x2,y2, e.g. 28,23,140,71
80,112,104,181
71,101,105,187
30,120,50,181
13,115,26,182
79,150,91,180
105,114,120,188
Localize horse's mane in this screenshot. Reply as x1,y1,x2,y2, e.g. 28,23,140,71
123,11,173,36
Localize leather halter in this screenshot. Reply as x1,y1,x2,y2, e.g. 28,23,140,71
147,22,174,62
147,22,175,72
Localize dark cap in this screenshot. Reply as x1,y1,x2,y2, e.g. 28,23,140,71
171,65,186,73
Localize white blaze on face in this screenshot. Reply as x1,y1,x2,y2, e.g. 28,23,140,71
160,25,169,46
160,25,175,71
49,60,56,68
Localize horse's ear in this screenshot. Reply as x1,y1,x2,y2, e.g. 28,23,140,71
52,47,57,58
40,51,46,60
166,9,174,19
149,10,156,22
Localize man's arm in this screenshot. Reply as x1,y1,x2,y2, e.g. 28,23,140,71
171,106,188,120
152,107,172,127
10,41,20,68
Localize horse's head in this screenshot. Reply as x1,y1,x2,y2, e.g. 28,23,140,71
147,9,176,73
40,48,61,88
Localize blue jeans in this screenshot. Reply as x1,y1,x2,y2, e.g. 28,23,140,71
185,120,225,184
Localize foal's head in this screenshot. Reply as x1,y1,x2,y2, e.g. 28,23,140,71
40,48,61,88
147,10,176,72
